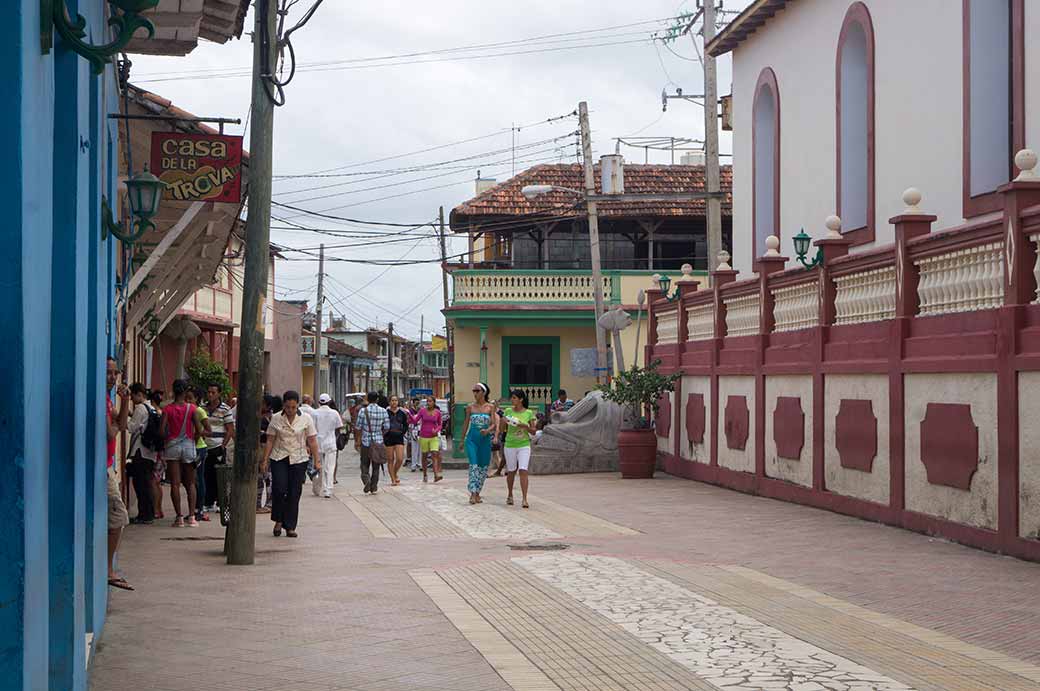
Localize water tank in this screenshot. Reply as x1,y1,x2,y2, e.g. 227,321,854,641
600,154,625,194
680,152,706,166
476,177,497,195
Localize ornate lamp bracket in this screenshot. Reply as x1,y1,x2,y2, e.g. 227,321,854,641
101,196,154,245
42,0,158,75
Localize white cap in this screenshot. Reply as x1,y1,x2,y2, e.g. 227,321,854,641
318,393,332,404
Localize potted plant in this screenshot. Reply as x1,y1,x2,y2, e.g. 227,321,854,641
598,360,680,478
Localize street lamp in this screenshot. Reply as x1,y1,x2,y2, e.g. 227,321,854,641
102,166,166,244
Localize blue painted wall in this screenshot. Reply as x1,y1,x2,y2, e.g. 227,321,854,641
1,2,120,690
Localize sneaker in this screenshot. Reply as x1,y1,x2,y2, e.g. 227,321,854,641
322,492,332,499
199,513,211,522
172,516,185,528
207,504,220,513
186,517,199,527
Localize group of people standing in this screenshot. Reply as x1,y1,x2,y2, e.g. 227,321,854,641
353,392,446,493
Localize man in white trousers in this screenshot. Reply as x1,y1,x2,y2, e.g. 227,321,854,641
311,394,345,498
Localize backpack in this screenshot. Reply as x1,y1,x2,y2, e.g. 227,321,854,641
141,405,164,452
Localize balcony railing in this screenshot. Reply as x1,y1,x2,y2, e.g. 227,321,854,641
451,269,702,307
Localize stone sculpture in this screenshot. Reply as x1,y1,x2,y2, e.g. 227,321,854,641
531,390,623,474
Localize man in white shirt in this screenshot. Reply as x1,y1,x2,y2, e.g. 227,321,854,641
311,394,345,498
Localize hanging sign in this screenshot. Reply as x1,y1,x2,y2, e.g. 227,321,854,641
150,132,243,204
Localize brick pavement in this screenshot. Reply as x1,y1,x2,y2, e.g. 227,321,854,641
90,449,1040,690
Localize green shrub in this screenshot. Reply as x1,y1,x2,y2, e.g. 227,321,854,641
185,347,232,397
597,360,680,429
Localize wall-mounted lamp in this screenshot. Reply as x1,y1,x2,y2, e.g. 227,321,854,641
102,167,165,244
42,0,159,74
653,265,693,303
793,216,843,269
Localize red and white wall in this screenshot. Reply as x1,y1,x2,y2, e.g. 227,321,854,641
647,170,1040,561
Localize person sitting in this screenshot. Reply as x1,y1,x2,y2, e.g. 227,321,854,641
550,389,574,414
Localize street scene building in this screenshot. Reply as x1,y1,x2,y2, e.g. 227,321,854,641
11,2,1040,691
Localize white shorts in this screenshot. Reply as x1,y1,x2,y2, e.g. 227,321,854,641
504,446,531,472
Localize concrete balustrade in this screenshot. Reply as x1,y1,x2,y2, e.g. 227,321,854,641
772,280,819,332
723,292,760,337
834,266,896,325
915,242,1004,316
685,302,715,341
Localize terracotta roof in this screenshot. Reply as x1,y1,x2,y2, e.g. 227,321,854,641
450,163,732,230
706,0,791,57
326,338,375,359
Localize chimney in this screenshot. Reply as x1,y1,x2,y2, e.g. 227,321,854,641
600,154,625,194
475,169,497,195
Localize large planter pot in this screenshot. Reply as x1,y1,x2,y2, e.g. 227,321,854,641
618,428,657,479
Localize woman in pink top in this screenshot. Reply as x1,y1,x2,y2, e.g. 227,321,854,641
160,379,208,527
410,398,443,483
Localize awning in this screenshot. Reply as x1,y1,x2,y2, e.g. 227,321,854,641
124,0,251,56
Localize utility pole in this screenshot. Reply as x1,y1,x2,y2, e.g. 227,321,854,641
702,0,724,274
578,101,609,386
438,206,455,408
313,242,325,401
386,321,394,395
227,0,277,565
419,314,425,390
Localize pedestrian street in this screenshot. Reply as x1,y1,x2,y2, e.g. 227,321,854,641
93,450,1040,691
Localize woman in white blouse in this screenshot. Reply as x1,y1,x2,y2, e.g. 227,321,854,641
262,390,320,538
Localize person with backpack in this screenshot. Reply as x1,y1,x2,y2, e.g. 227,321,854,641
127,383,160,524
384,395,410,486
354,391,390,494
147,390,166,519
160,379,208,527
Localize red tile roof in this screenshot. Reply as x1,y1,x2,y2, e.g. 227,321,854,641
706,0,791,57
450,163,732,229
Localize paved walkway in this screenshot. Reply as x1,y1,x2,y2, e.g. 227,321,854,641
91,448,1040,691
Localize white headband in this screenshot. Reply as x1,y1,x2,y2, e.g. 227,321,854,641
474,382,489,395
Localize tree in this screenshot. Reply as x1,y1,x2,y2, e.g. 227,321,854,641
185,346,232,396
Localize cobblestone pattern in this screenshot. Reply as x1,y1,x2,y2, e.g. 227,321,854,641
474,481,639,537
638,561,1040,691
398,485,561,541
515,554,914,691
438,559,716,690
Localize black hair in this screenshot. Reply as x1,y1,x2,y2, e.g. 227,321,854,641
206,383,221,393
377,394,389,408
283,390,300,403
172,379,188,397
509,389,529,409
270,395,283,413
558,389,567,397
129,382,147,396
367,391,379,403
327,398,339,412
148,390,163,405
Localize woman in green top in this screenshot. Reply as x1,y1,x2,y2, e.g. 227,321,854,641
502,389,537,508
185,388,213,522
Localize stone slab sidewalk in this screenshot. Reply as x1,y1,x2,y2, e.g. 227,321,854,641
89,448,1040,691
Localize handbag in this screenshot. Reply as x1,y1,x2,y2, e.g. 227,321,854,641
364,406,386,465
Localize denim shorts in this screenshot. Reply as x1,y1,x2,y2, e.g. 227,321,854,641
164,436,197,463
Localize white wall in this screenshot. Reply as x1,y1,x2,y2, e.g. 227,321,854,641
730,1,971,276
1027,1,1040,160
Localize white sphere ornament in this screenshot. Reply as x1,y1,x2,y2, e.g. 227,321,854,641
824,215,842,238
716,250,732,271
1014,149,1038,181
902,187,923,214
679,263,694,280
764,234,781,256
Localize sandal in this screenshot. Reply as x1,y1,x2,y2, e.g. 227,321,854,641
475,495,483,503
285,530,298,538
434,475,443,483
273,523,282,537
423,474,428,483
506,496,514,506
469,495,477,505
522,501,530,509
172,516,185,528
108,577,134,591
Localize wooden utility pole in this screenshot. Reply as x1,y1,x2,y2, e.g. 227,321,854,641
437,206,454,406
227,0,277,565
386,321,394,395
313,242,325,400
702,0,724,272
419,314,425,390
578,101,609,385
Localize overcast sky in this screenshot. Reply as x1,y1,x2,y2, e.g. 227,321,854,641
132,1,747,342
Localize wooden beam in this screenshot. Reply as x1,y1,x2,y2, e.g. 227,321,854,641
127,220,214,327
127,201,207,296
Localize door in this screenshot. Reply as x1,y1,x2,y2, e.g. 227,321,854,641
509,343,553,385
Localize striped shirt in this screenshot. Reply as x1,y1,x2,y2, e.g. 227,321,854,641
204,401,234,449
356,404,390,447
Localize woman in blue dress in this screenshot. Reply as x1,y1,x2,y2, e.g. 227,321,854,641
460,382,498,505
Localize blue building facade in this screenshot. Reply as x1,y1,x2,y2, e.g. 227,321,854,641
1,2,121,689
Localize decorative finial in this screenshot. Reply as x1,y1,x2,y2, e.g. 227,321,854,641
902,187,923,214
764,235,780,257
824,215,842,238
679,263,694,280
716,250,732,271
1014,149,1038,181
651,273,661,286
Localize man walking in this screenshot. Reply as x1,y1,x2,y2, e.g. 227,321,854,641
354,391,389,494
203,384,235,513
311,394,344,498
106,357,132,590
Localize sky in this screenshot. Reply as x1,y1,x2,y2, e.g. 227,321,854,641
131,0,747,343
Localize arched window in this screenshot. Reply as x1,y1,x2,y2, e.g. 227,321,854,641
752,68,780,265
963,0,1024,217
836,2,874,246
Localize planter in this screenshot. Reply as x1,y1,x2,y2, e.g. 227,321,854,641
618,428,657,479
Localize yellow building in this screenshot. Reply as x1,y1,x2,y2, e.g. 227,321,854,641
443,163,731,451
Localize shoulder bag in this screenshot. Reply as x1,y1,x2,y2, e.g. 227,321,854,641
365,406,386,465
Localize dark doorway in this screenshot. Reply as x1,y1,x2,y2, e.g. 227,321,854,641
509,343,553,384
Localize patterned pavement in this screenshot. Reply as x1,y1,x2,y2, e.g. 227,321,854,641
90,447,1040,691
